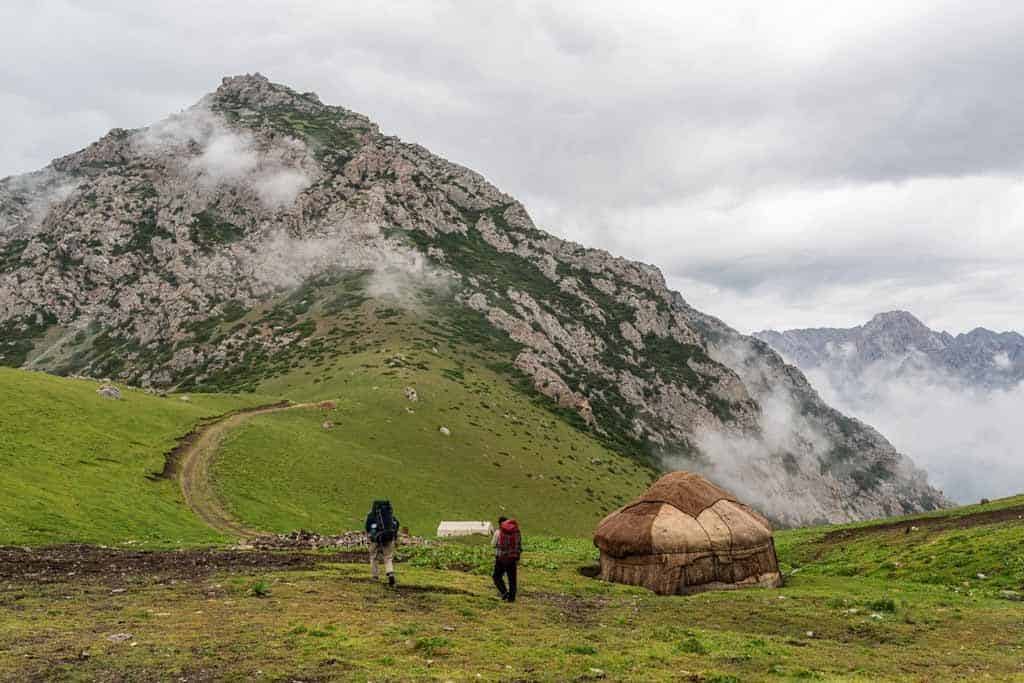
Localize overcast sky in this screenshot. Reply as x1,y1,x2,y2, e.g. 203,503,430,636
3,0,1023,334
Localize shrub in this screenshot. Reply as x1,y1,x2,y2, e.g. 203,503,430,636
249,580,271,598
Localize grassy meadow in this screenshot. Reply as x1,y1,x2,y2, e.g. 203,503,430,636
0,368,273,546
1,357,1023,680
2,528,1023,681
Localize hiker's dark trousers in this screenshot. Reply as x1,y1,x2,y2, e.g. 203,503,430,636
493,559,518,600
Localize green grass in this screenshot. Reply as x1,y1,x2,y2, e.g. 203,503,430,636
213,347,654,536
779,500,1024,594
3,538,1023,681
3,361,1024,679
0,368,275,546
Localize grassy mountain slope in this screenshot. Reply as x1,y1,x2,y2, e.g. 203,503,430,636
0,368,272,546
213,345,653,537
779,494,1024,592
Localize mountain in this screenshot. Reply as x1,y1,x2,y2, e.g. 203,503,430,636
755,311,1024,389
0,74,946,525
755,312,1024,502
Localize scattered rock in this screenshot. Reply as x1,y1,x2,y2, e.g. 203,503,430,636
179,395,191,402
318,400,337,410
250,529,429,550
976,573,987,580
96,384,121,400
321,421,334,430
106,633,133,643
439,426,451,436
999,590,1023,602
404,386,418,402
980,498,991,505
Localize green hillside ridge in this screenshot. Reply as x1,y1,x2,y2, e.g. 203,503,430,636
778,494,1024,592
0,368,274,546
213,347,652,537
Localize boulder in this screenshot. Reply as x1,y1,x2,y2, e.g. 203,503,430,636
96,384,121,400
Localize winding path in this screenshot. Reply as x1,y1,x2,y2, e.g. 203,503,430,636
176,402,316,538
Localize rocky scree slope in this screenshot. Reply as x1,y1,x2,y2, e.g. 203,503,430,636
0,74,945,525
755,311,1024,390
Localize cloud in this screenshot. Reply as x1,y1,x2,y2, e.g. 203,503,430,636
806,361,1024,503
0,168,80,235
191,130,258,181
253,169,311,208
2,1,1024,332
135,107,312,208
242,226,451,308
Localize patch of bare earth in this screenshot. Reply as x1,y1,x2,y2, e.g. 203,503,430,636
821,504,1024,544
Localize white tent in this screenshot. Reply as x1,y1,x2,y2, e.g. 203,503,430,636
436,521,494,538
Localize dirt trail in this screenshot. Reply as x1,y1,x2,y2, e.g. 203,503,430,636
176,402,316,538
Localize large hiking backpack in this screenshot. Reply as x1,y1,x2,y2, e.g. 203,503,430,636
369,500,396,544
496,519,521,561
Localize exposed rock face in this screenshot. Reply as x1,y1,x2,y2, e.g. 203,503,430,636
755,311,1024,389
0,74,947,525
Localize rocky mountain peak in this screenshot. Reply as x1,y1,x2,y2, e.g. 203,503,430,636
864,310,927,331
213,73,319,110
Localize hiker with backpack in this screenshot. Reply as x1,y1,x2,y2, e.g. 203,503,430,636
365,500,400,587
491,516,522,602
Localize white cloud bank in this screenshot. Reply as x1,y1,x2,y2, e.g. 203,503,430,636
808,363,1024,503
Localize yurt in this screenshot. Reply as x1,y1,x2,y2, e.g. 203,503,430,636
593,472,782,595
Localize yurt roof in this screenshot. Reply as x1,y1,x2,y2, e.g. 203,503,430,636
594,471,773,559
633,471,738,517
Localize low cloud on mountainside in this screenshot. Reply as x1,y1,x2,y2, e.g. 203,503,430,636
136,107,313,208
807,364,1024,503
246,230,451,309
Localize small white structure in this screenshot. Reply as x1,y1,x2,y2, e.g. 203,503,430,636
437,521,494,538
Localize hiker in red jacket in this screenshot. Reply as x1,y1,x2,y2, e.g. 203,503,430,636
491,516,522,602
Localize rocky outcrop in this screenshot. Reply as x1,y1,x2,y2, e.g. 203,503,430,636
0,74,948,524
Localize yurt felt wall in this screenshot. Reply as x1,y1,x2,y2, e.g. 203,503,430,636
593,472,782,595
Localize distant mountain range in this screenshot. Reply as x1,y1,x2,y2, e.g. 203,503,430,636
755,311,1024,389
755,312,1024,503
